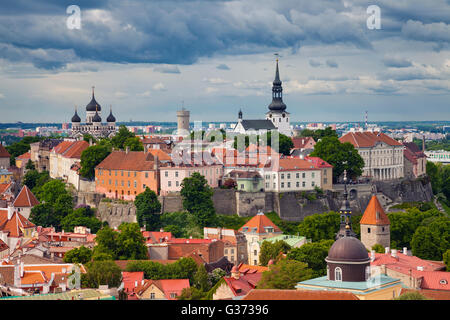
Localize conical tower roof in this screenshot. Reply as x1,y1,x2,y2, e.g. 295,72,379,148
360,195,390,225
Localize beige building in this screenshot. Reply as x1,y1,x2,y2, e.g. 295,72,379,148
339,131,404,180
49,140,89,190
262,158,322,193
238,213,283,266
403,142,427,179
204,227,248,265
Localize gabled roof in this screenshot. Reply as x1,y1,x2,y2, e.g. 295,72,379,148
0,183,12,195
242,289,359,300
291,137,316,149
0,238,9,252
238,213,281,234
360,195,390,225
239,120,276,130
147,149,172,161
304,156,333,168
339,131,403,148
96,151,158,171
13,185,39,208
16,152,31,160
275,157,320,172
0,145,11,158
135,279,190,299
52,140,89,159
0,211,36,238
223,272,262,297
237,263,268,274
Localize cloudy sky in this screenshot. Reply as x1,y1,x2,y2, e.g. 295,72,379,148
0,0,449,123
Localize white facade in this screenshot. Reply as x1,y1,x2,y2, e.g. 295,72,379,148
262,169,321,192
358,143,405,180
265,111,292,137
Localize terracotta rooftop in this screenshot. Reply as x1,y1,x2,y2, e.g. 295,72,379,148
96,151,160,171
0,238,9,252
237,263,268,274
147,149,172,161
0,183,12,195
13,185,39,208
0,145,11,158
400,288,450,300
135,279,190,300
242,289,359,300
223,272,262,297
16,152,31,160
304,156,333,168
52,140,89,159
276,157,322,172
291,137,316,149
360,195,390,225
339,131,403,148
0,211,35,238
239,213,282,234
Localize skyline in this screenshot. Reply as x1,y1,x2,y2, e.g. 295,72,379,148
0,0,449,122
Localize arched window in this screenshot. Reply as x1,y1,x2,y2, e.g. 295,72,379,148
335,267,342,281
365,266,371,281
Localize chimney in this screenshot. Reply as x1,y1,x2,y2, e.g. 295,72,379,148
126,146,130,154
403,247,408,255
154,155,159,170
391,249,398,258
385,247,390,254
7,205,14,220
370,250,375,262
20,261,24,278
141,280,145,285
231,268,240,280
417,266,424,271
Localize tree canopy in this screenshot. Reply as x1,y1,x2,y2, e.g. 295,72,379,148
63,246,93,264
180,172,216,228
259,240,291,266
134,187,162,231
297,211,341,242
287,239,334,277
81,260,122,288
257,259,314,289
79,144,112,180
309,136,364,182
297,127,338,141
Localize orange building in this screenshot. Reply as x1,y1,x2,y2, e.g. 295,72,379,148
95,149,168,200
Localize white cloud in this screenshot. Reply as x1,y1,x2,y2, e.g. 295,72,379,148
152,82,166,91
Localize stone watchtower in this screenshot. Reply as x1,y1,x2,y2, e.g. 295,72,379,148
360,195,391,250
176,107,190,136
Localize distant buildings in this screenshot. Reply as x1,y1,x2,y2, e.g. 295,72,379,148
30,139,64,173
424,150,450,164
204,227,248,265
339,131,405,180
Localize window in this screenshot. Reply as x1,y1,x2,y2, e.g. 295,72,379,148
145,172,148,178
150,293,155,299
231,249,234,254
175,171,179,177
165,171,168,177
121,171,123,176
281,182,284,188
302,172,305,178
134,181,137,188
273,183,276,188
266,183,269,188
296,173,299,179
240,184,244,189
121,180,124,186
281,174,284,179
254,260,257,265
335,267,342,281
128,181,130,187
128,171,130,177
168,181,172,187
224,249,228,254
367,227,371,233
176,181,179,187
170,293,176,299
311,181,315,187
287,173,291,179
287,182,291,188
254,250,257,256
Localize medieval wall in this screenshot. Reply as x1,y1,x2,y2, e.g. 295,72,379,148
96,201,137,229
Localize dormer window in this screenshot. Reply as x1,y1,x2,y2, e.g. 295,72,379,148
440,279,448,285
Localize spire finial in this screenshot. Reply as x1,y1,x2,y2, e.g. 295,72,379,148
92,86,95,97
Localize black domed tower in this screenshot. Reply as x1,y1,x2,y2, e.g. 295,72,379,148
107,106,116,123
86,86,101,123
71,106,81,123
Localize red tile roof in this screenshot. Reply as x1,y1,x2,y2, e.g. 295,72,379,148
0,211,35,238
276,157,321,172
13,185,39,208
371,252,444,272
96,151,159,171
239,213,281,234
339,131,403,148
0,238,9,252
52,140,89,159
237,263,268,273
135,279,190,300
304,156,333,168
168,238,214,244
147,149,172,161
142,231,173,244
122,271,145,293
360,195,390,225
16,152,31,160
400,288,450,300
242,289,360,300
291,137,316,149
0,145,11,158
0,183,12,195
223,273,262,297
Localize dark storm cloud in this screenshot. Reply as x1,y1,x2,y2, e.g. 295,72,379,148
0,0,373,69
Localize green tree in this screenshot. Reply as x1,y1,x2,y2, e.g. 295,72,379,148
180,172,216,228
63,246,93,264
83,134,96,143
30,203,58,228
259,240,291,266
193,264,210,292
298,127,338,141
287,239,334,276
60,207,102,233
111,125,136,150
177,287,207,300
79,144,112,180
264,131,294,156
208,268,226,288
443,249,450,271
6,136,41,166
394,292,430,300
371,244,385,253
25,159,35,170
93,226,118,260
297,212,340,242
310,136,364,182
426,161,441,195
411,216,450,261
257,259,314,289
124,136,144,151
116,223,148,260
23,170,50,192
81,260,122,288
134,187,161,230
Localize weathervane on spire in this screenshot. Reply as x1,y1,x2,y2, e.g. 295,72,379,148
274,52,279,62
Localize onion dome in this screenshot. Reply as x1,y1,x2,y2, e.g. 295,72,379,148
71,107,81,123
107,107,116,123
86,86,101,112
238,109,243,119
326,236,370,264
92,109,102,123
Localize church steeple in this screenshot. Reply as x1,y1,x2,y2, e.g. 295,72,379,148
336,170,357,239
268,58,286,112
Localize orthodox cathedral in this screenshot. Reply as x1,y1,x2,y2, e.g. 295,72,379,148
233,59,293,137
70,87,117,139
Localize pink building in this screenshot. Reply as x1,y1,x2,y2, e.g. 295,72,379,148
159,153,223,195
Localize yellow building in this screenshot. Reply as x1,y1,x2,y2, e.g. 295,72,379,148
15,152,31,169
0,169,12,184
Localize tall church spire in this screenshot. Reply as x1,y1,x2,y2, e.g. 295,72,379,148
336,170,357,239
268,57,286,112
